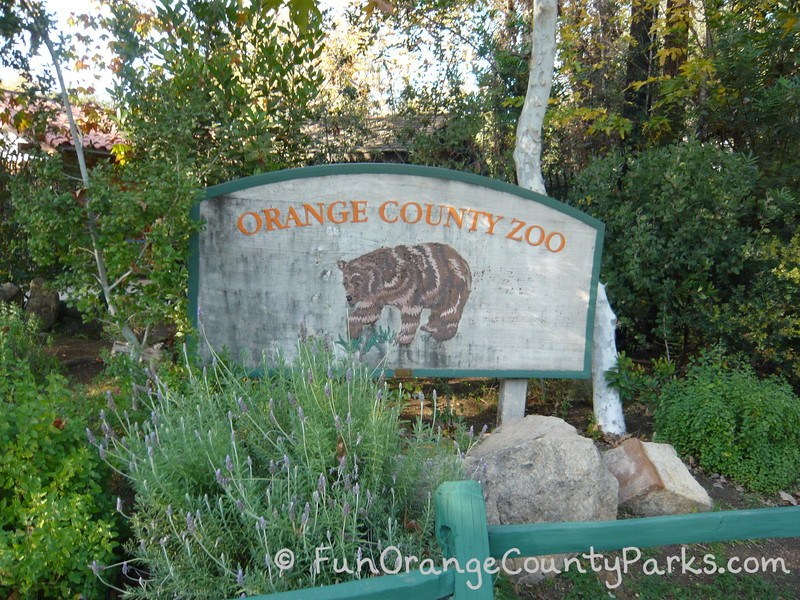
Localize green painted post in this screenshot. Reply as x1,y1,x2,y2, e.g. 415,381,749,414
435,480,495,600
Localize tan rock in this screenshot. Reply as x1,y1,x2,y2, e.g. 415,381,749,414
603,438,713,516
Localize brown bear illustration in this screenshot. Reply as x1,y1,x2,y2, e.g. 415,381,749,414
337,243,472,345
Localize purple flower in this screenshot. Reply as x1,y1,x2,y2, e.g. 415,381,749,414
99,444,107,460
345,367,353,382
116,497,123,513
186,512,196,534
236,397,248,413
86,427,96,445
107,391,116,411
301,502,310,526
89,560,102,575
226,455,234,472
297,406,307,423
334,414,342,431
216,468,226,486
122,561,130,576
324,381,331,398
235,499,244,513
342,501,351,517
327,365,333,379
166,504,173,517
236,566,245,587
345,412,352,425
246,455,253,468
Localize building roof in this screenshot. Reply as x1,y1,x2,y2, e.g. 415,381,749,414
0,89,124,155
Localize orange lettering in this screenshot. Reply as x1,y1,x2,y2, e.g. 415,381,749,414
506,218,526,241
525,225,545,246
424,203,444,226
444,206,467,229
484,212,503,235
327,201,348,225
401,202,422,224
379,200,398,223
546,232,566,253
261,208,288,231
302,203,326,225
237,211,262,235
351,200,368,223
285,206,309,228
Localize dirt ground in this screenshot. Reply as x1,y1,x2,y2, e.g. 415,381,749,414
46,333,800,599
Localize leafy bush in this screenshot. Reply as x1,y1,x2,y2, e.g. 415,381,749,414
0,305,118,599
712,208,800,389
0,303,58,384
92,342,466,598
605,352,676,409
654,350,800,494
570,142,762,359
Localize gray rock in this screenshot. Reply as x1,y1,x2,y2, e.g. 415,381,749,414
0,282,24,308
24,278,60,331
603,438,713,516
464,415,618,583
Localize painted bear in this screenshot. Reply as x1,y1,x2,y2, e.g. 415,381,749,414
337,242,472,345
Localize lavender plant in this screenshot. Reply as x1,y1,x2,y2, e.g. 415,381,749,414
90,341,464,598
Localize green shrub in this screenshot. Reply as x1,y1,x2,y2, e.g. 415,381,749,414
654,350,800,494
93,342,466,598
570,142,762,358
0,303,58,386
605,352,676,409
0,305,118,599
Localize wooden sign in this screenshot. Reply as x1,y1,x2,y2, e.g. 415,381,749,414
189,164,604,378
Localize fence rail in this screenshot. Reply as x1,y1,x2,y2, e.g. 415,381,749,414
237,480,800,600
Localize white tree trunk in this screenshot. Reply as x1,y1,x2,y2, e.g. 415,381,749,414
506,0,625,434
513,0,557,195
498,0,559,425
592,284,626,434
36,13,141,352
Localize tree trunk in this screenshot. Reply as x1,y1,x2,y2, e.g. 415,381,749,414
661,0,691,140
507,0,625,434
513,0,557,195
31,4,142,353
623,0,658,146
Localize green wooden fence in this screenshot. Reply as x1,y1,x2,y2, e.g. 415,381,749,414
240,480,800,600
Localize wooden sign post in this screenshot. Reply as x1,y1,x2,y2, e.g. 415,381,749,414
190,164,604,415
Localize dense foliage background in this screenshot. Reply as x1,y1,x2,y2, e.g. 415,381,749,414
1,0,798,597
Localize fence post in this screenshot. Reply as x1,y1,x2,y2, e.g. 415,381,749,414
435,480,494,600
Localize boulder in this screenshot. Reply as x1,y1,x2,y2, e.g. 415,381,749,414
24,278,60,331
603,438,713,516
464,415,618,583
0,282,24,308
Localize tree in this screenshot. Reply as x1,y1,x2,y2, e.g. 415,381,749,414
2,0,144,348
3,0,325,351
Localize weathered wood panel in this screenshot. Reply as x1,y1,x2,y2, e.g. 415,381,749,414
190,164,604,377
